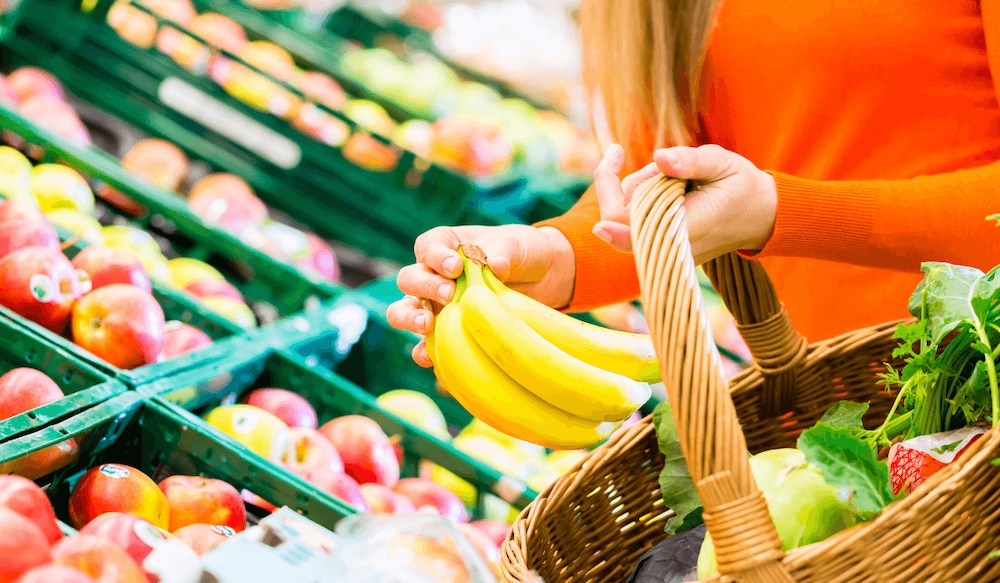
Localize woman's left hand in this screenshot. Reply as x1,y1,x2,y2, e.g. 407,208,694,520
591,143,779,265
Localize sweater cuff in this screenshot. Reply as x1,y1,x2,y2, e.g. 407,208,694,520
753,171,877,259
534,216,641,313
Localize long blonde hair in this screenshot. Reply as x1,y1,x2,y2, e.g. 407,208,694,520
579,0,720,170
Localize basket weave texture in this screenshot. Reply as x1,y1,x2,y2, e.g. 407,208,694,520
500,177,1000,582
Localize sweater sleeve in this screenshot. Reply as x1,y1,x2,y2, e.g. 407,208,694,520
753,163,1000,272
534,184,642,312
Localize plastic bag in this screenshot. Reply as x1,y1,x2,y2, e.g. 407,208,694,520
321,511,498,583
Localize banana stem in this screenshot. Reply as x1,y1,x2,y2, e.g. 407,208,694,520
459,243,489,266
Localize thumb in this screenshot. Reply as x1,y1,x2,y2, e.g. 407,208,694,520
653,145,735,183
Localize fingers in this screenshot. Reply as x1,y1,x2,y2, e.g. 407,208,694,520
386,294,435,337
620,162,661,204
414,226,464,279
653,144,736,183
592,220,633,253
593,144,628,222
396,262,455,305
412,339,433,368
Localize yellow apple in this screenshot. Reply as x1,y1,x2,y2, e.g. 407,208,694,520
0,146,34,202
45,209,104,246
100,225,171,283
201,296,256,329
376,389,450,441
168,257,226,289
30,164,95,214
205,404,292,463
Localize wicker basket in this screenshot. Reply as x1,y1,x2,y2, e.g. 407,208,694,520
500,177,1000,582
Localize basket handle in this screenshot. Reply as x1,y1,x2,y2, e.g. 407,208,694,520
631,176,795,582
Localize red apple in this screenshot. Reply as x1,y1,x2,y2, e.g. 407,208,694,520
0,508,52,583
469,520,511,549
188,186,269,237
0,75,20,107
0,246,88,332
296,467,367,511
172,523,235,556
190,13,247,53
358,483,416,515
78,512,199,583
0,436,80,481
393,478,469,523
184,278,245,303
161,321,213,359
14,565,96,583
298,233,339,282
0,367,64,421
7,67,65,103
68,463,170,530
17,96,91,146
157,475,246,533
0,199,61,258
70,245,152,294
317,415,400,487
0,474,62,544
51,535,146,583
283,427,344,477
239,489,277,513
298,71,347,110
71,284,166,369
187,173,254,201
122,139,190,193
0,198,46,224
244,388,318,430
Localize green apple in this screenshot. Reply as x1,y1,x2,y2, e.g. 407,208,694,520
30,164,95,214
205,404,292,463
0,146,34,202
376,389,450,441
45,209,104,246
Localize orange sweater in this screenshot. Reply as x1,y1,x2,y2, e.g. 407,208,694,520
539,0,1000,342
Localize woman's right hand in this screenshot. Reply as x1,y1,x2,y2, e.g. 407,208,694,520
386,223,576,367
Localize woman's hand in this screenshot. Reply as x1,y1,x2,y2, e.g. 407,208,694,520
386,224,575,367
592,144,778,265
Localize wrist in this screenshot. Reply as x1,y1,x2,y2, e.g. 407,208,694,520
537,226,576,309
746,169,778,252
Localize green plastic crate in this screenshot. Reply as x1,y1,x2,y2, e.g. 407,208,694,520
0,311,124,443
4,0,527,265
0,104,341,322
0,0,27,43
0,392,357,529
139,338,538,517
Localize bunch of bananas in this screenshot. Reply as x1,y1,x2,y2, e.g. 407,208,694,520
426,244,659,450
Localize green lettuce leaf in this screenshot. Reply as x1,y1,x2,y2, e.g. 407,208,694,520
653,400,703,534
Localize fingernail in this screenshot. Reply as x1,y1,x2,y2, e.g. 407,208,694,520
414,314,427,332
665,152,681,166
593,228,612,243
442,256,457,274
438,283,453,303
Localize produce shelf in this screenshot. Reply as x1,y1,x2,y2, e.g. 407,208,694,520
138,338,539,518
0,311,124,444
0,392,358,529
4,0,530,265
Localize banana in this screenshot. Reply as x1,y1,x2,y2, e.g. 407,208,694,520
427,275,621,449
459,261,651,423
480,267,661,383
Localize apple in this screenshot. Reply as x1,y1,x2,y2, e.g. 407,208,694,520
187,173,254,201
7,67,65,103
431,115,513,177
0,246,88,332
358,483,416,515
0,474,62,544
393,478,469,524
0,436,80,482
13,565,96,583
0,75,19,108
391,119,435,159
172,523,235,556
469,520,511,549
456,522,501,575
72,284,166,369
68,463,171,530
0,146,34,201
158,475,246,533
17,96,91,146
296,466,367,511
244,388,318,430
184,278,244,303
200,296,257,329
166,257,225,289
161,321,213,359
0,199,61,258
0,367,64,421
344,99,396,136
51,534,146,583
283,427,344,478
298,71,346,111
189,13,247,53
0,508,52,583
100,226,171,283
298,233,339,282
70,245,152,294
253,220,310,262
375,389,450,441
204,404,292,463
317,415,400,487
78,511,201,583
342,134,400,172
292,107,349,146
239,490,277,513
121,139,190,193
45,210,104,246
107,0,158,48
29,164,95,215
159,11,245,72
220,41,299,118
188,185,269,238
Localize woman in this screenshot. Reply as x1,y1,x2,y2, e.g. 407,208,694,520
388,0,1000,366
